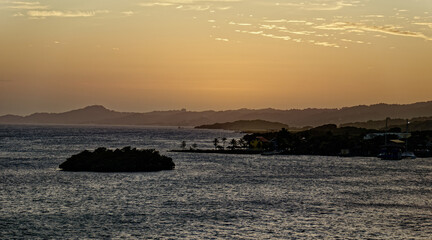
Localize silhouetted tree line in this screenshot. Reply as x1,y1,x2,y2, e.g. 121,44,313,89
242,125,432,157
59,147,175,172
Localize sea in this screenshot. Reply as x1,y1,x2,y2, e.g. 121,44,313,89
0,124,431,239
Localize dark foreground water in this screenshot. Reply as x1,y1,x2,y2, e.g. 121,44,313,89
0,125,431,239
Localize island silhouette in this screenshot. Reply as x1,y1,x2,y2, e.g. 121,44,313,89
59,147,175,172
2,101,432,128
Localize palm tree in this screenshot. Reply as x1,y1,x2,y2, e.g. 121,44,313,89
230,139,237,150
213,138,219,150
180,141,187,150
238,138,247,149
222,137,227,149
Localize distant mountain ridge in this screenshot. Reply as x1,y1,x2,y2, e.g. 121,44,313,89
1,101,432,127
1,105,130,125
341,116,432,131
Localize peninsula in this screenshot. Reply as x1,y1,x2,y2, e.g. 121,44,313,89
195,119,289,133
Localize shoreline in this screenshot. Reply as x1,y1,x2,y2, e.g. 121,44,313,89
169,149,264,155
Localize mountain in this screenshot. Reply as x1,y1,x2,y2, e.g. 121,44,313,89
0,105,130,125
1,101,432,127
195,120,289,133
341,116,432,131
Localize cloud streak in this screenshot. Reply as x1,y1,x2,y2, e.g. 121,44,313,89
315,22,432,41
274,0,358,11
139,0,240,11
27,10,109,18
7,1,47,10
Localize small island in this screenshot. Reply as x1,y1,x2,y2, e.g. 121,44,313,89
59,147,175,172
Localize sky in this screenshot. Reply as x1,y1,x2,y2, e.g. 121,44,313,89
1,0,432,115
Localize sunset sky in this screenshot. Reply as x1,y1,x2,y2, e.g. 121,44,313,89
1,0,431,115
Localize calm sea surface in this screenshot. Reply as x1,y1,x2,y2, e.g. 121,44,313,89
0,125,431,239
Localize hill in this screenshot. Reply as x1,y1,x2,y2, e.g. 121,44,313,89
195,120,289,133
341,116,432,131
1,101,432,127
0,105,130,125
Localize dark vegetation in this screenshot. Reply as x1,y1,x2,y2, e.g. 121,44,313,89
242,125,432,157
341,116,432,131
176,124,432,157
59,147,175,172
195,119,289,133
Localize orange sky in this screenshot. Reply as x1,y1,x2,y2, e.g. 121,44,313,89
1,0,432,115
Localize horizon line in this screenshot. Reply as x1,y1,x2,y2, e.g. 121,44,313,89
3,99,432,117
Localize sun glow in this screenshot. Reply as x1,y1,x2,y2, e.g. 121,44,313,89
1,0,432,114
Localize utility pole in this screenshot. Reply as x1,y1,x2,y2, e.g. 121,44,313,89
405,119,410,151
385,117,390,145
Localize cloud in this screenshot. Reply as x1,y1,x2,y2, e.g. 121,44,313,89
121,11,134,16
341,39,364,44
259,24,287,30
315,22,432,41
139,0,240,11
139,2,175,7
179,5,210,11
7,1,48,9
413,22,432,29
215,37,229,42
5,1,110,19
229,21,252,26
280,30,316,36
363,15,385,18
261,33,291,41
162,0,240,3
263,19,313,25
313,41,340,47
273,0,357,11
27,10,109,18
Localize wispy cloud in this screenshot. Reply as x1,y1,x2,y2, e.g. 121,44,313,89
229,21,252,26
27,10,109,18
259,24,287,30
161,0,240,3
139,0,240,11
280,30,316,36
413,22,432,29
313,41,340,47
215,37,229,42
139,2,175,7
273,0,358,11
7,1,47,10
121,11,134,16
315,22,432,41
363,15,385,18
4,1,110,19
263,19,314,25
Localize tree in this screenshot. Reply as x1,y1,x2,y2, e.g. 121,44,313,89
180,141,187,150
238,138,248,149
230,139,237,150
192,143,198,149
213,138,219,150
222,137,227,149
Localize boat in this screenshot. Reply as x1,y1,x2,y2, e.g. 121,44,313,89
401,120,416,159
401,151,416,159
261,150,283,156
378,118,402,160
378,144,403,160
378,119,416,160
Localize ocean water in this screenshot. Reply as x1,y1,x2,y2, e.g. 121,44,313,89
0,125,431,239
